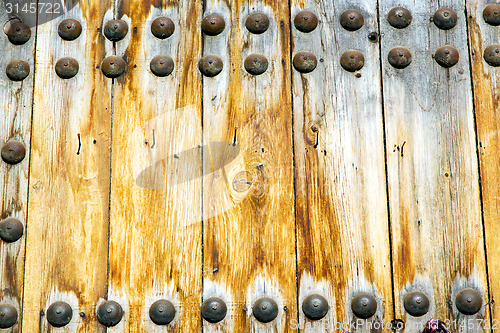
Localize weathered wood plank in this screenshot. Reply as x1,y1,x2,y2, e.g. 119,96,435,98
107,0,203,331
291,0,392,332
22,1,112,331
380,0,488,331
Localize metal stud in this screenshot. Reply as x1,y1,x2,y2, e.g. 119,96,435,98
149,299,175,325
456,288,482,315
245,13,270,34
293,51,317,73
244,54,268,75
151,17,175,39
55,57,79,79
294,11,318,33
387,7,412,29
403,291,430,317
484,4,500,26
0,304,17,329
198,55,223,77
351,293,377,319
6,60,30,81
484,44,500,67
150,55,174,77
103,19,128,42
434,45,459,68
252,297,278,323
201,14,225,36
1,140,26,165
201,297,227,323
6,21,31,45
58,19,82,41
96,301,123,327
0,218,24,243
101,56,126,78
340,50,365,72
47,301,72,327
433,7,458,30
302,294,329,320
388,47,412,69
340,9,364,31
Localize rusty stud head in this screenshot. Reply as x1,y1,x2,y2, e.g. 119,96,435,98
6,60,30,81
151,17,175,39
252,298,279,323
96,301,123,327
293,51,317,73
433,7,458,30
387,7,412,29
294,11,318,33
351,293,377,319
149,299,175,325
58,19,82,41
403,291,430,317
245,12,270,34
340,50,364,72
198,55,223,77
456,288,482,315
201,14,225,36
434,45,459,68
302,294,329,321
0,304,17,329
0,218,23,243
244,54,268,75
388,47,412,69
6,21,31,45
101,56,126,78
1,140,26,165
201,297,227,323
47,301,72,327
55,57,79,79
484,44,500,67
103,19,128,41
484,4,500,26
150,55,174,77
340,9,364,31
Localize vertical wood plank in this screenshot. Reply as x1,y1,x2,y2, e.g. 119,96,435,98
201,0,296,332
107,0,203,331
380,0,488,331
22,1,112,331
291,0,393,332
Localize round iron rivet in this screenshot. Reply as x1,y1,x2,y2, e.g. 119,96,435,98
6,21,31,45
302,294,329,320
340,9,364,31
149,299,175,325
252,297,278,323
0,218,24,243
433,7,458,30
150,55,174,77
0,304,17,329
1,140,26,165
387,7,412,29
434,45,459,68
245,13,270,34
456,289,482,315
101,56,126,78
294,11,318,33
201,297,227,323
388,47,412,69
244,54,268,75
293,51,317,73
340,50,365,72
201,14,225,36
403,291,430,317
151,17,175,39
484,45,500,67
103,19,128,41
484,5,500,26
55,57,79,79
96,301,123,327
198,55,223,77
351,293,377,319
47,301,72,327
6,60,30,81
58,19,82,41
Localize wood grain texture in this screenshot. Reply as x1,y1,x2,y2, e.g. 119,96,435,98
107,0,203,331
291,0,393,332
380,0,488,331
22,1,112,331
201,0,296,332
